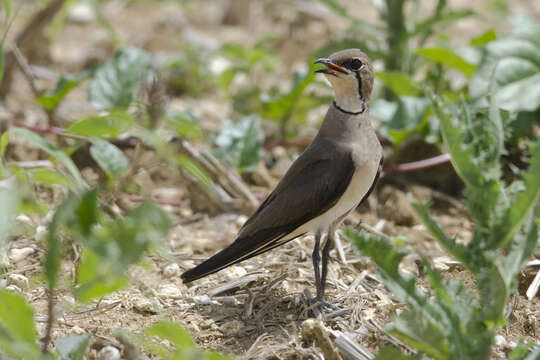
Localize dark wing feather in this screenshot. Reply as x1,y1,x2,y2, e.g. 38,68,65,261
181,138,355,283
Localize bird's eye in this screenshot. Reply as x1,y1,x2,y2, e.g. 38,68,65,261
350,58,363,70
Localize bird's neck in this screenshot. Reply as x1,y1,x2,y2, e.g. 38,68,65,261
317,101,373,143
333,83,366,114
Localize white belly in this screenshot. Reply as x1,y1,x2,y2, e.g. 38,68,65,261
285,160,380,239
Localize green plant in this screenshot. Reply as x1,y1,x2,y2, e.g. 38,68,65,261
345,90,540,359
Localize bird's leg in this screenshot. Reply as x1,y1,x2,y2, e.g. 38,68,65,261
320,229,334,302
311,229,322,301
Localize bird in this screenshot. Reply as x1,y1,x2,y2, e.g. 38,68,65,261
181,49,383,310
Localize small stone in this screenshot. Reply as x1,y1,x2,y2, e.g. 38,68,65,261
226,265,247,279
494,335,506,347
162,263,180,278
8,274,29,289
98,345,121,360
220,320,243,336
15,214,33,227
133,297,161,314
157,284,182,299
9,247,35,263
63,295,76,305
68,2,95,23
6,285,21,292
35,225,48,242
193,295,212,304
0,279,6,288
71,326,86,334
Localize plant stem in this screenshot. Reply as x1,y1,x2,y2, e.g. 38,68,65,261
380,153,451,179
41,287,54,354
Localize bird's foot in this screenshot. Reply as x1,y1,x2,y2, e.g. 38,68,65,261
304,289,339,318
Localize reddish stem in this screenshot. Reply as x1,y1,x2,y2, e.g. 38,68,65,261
380,153,451,179
117,193,186,207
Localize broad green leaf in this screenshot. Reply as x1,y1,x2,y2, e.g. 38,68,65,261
416,47,476,77
88,46,152,110
164,110,203,140
89,138,130,178
75,248,127,302
213,115,263,173
376,72,420,96
383,96,430,145
55,334,91,360
0,289,39,359
28,168,72,188
471,29,496,47
11,127,84,189
67,111,133,139
76,189,99,236
0,186,17,247
37,72,90,111
477,266,507,328
146,322,195,349
470,23,540,112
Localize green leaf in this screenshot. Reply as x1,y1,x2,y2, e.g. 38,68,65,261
376,72,420,97
0,289,39,359
75,248,127,302
477,265,507,328
384,96,430,145
470,29,496,46
164,110,203,140
37,72,90,111
507,339,533,360
0,186,18,247
413,9,475,39
523,347,540,360
0,131,8,158
88,46,152,110
27,167,72,188
374,347,418,360
470,23,540,112
490,142,540,249
213,115,263,173
55,334,91,360
46,196,79,289
67,111,133,139
319,0,349,18
416,47,476,77
146,322,195,349
11,127,84,189
89,138,130,178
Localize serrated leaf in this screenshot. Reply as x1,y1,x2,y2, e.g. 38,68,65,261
470,23,540,112
88,46,152,110
490,141,540,249
477,265,507,328
55,334,91,360
374,347,418,360
67,111,133,139
11,127,84,189
213,115,263,173
37,72,90,111
384,96,430,145
89,138,130,178
416,47,476,77
376,72,421,96
0,289,39,359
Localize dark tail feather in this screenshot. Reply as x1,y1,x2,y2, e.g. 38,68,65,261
181,236,269,283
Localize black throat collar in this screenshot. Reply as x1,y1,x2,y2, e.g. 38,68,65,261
333,100,365,115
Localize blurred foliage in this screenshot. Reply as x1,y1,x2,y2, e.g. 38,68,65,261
347,88,540,358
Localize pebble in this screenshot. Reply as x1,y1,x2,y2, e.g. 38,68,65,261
133,297,161,314
7,274,29,289
162,263,180,279
494,335,506,347
157,284,182,299
15,214,33,227
5,285,21,292
98,346,121,360
68,2,95,23
35,225,48,242
0,279,6,288
8,247,35,263
226,265,247,279
71,326,86,334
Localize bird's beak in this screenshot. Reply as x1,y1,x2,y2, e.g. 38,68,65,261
314,58,348,76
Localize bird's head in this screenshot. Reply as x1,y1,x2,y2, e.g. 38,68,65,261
315,49,374,114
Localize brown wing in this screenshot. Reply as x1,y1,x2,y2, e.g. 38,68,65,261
181,138,356,283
